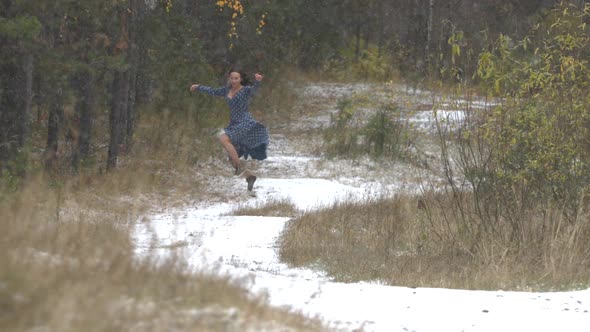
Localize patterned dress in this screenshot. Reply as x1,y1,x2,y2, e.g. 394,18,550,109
197,81,269,160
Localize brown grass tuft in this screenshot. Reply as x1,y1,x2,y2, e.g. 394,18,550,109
230,198,298,217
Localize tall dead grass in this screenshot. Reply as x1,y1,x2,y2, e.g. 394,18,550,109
279,196,414,283
278,192,590,291
0,171,328,331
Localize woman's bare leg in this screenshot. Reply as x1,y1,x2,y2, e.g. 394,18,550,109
218,133,240,169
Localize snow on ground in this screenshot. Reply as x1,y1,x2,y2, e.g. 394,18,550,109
133,82,590,331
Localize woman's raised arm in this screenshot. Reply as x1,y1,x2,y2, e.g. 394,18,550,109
190,84,228,96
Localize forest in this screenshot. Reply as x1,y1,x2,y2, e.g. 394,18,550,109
1,0,590,331
2,0,583,177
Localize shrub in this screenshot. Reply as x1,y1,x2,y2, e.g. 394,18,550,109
324,95,411,160
432,2,590,254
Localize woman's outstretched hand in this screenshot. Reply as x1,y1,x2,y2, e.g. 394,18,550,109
190,84,199,92
254,73,263,81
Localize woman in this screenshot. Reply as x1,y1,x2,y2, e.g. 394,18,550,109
190,69,269,191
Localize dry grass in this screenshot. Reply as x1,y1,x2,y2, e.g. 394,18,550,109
0,172,329,332
279,195,416,283
230,198,298,217
0,176,330,331
278,192,590,291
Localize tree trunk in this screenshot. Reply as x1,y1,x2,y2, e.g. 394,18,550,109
124,0,144,150
364,6,371,52
410,0,427,74
134,45,151,105
0,54,34,173
44,89,63,171
425,0,435,72
396,3,404,45
126,62,138,147
354,19,361,62
21,54,34,147
377,0,385,56
107,1,138,171
71,71,95,172
107,70,129,171
0,63,18,170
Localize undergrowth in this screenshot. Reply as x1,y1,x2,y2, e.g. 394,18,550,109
323,91,414,161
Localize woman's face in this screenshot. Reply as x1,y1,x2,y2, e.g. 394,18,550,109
228,72,242,88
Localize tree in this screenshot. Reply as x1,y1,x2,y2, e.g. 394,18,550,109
424,0,435,73
107,3,132,171
0,9,40,173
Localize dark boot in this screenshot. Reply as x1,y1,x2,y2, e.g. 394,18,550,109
246,175,257,191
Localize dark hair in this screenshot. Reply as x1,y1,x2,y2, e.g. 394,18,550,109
227,68,251,86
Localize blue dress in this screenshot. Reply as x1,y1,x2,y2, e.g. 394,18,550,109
197,81,269,160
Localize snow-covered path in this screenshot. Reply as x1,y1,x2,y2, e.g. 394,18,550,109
134,83,590,331
134,193,590,331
